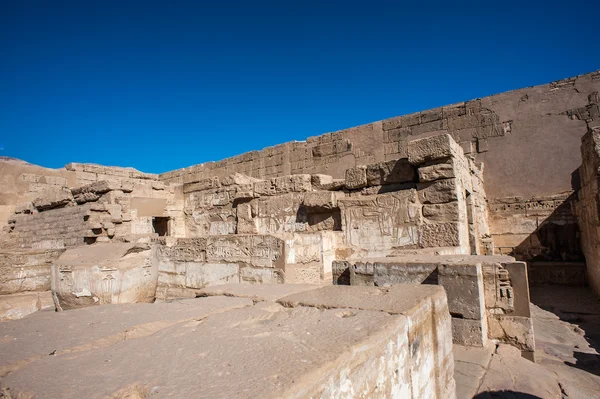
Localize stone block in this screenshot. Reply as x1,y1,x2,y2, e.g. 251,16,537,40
418,178,458,204
422,202,460,222
183,177,220,193
221,173,261,187
418,159,456,182
254,174,312,196
451,317,487,347
438,263,485,320
382,116,403,131
345,166,367,189
302,191,343,210
366,159,416,186
420,222,460,247
310,174,345,191
373,261,438,285
407,134,462,165
71,180,121,196
488,315,535,352
0,291,54,321
504,262,531,317
349,261,374,286
32,188,74,211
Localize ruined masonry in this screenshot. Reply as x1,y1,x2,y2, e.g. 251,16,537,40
1,70,599,398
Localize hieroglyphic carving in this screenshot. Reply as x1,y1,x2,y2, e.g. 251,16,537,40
339,191,420,251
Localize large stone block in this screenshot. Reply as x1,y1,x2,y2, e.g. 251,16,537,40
302,191,343,210
451,317,487,347
310,174,345,191
422,202,460,222
488,315,535,352
373,261,438,285
344,165,367,189
0,291,54,321
408,133,462,165
438,263,486,320
418,159,456,182
418,178,459,204
253,174,312,196
365,159,417,186
420,222,460,247
32,187,74,211
0,288,456,399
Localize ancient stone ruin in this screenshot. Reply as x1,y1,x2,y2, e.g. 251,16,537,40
1,70,599,398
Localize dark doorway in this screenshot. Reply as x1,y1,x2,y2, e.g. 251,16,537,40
152,217,170,237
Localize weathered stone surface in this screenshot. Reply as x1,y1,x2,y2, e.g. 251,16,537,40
0,285,455,399
438,263,486,320
422,202,460,221
365,159,416,186
344,165,367,189
253,174,312,196
420,222,461,247
418,159,456,182
418,178,459,204
302,191,343,210
408,134,462,165
32,187,74,211
310,174,345,191
452,318,486,346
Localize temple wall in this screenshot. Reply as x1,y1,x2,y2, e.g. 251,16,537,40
159,71,600,262
574,126,600,295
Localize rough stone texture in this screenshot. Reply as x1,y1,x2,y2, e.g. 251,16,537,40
408,134,463,165
344,165,367,189
0,285,455,399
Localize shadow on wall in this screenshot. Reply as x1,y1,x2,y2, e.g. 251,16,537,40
508,191,587,286
473,392,543,399
512,193,582,263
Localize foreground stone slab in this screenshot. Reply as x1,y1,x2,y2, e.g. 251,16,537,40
0,284,455,399
0,296,252,376
197,283,320,302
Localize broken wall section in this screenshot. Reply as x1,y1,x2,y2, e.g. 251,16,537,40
7,178,184,250
575,126,600,295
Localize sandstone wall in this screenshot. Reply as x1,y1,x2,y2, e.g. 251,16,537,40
575,127,600,295
159,71,600,262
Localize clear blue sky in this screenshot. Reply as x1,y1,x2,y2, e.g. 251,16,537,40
1,0,598,174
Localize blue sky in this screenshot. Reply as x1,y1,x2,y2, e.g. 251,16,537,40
1,0,598,173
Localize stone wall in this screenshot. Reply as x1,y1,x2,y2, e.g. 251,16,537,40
575,127,600,295
158,71,600,262
6,177,185,250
